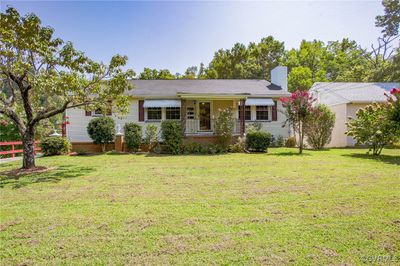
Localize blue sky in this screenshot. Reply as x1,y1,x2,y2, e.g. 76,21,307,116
1,1,383,75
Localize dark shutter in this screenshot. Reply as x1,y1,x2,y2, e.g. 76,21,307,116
272,100,278,121
85,110,92,116
138,100,144,121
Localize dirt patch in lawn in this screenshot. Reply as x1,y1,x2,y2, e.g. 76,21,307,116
0,219,22,232
0,166,54,178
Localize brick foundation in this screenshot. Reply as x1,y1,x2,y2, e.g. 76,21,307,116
71,142,114,153
72,135,239,153
183,135,239,145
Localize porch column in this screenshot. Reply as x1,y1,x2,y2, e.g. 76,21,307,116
181,99,187,136
239,99,246,136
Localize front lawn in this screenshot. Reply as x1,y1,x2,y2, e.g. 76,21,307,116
0,148,399,265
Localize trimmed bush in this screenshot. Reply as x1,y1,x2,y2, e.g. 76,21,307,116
161,120,183,154
246,131,272,152
41,137,71,156
87,117,115,152
214,108,234,150
144,124,158,152
124,122,142,152
285,136,296,147
305,104,335,150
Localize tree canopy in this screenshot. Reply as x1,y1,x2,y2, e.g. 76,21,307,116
0,7,135,168
137,0,399,85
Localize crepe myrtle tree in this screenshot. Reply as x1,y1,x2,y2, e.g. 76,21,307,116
280,90,316,154
0,8,135,169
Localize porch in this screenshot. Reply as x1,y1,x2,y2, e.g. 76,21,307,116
184,118,242,136
141,95,277,137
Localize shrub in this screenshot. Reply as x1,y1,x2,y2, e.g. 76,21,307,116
285,136,296,147
229,137,246,153
161,120,183,154
183,142,225,154
214,108,234,150
276,135,285,147
183,142,203,154
305,104,335,149
87,117,115,152
41,137,71,156
246,122,262,133
204,144,225,154
346,102,398,155
246,131,272,152
386,88,400,135
124,122,142,152
144,124,158,152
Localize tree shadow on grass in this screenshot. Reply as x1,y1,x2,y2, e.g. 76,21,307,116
144,152,229,157
0,164,95,189
269,151,311,156
342,153,400,166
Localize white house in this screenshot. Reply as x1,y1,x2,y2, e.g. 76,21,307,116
310,82,399,147
66,66,291,146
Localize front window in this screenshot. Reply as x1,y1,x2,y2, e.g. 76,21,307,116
166,107,180,120
147,107,162,120
238,105,251,121
256,106,269,120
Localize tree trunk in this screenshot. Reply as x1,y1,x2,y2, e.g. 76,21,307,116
22,127,36,169
299,122,304,154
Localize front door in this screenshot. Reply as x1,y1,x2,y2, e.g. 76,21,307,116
199,101,211,131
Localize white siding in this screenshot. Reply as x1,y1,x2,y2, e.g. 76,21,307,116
66,100,158,142
66,99,290,142
252,100,289,138
326,103,348,147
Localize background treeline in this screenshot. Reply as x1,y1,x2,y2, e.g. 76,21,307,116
138,0,399,92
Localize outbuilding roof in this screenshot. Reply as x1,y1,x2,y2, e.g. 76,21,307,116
128,79,288,98
310,82,399,106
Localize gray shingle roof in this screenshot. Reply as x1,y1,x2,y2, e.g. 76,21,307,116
310,82,399,106
128,79,288,97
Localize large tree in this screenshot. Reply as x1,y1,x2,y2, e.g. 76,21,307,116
287,66,313,92
138,68,175,79
375,0,400,38
368,0,399,81
0,8,135,169
206,36,285,79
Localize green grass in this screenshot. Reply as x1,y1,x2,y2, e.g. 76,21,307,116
0,148,399,265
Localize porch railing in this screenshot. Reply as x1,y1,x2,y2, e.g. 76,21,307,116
184,119,241,135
